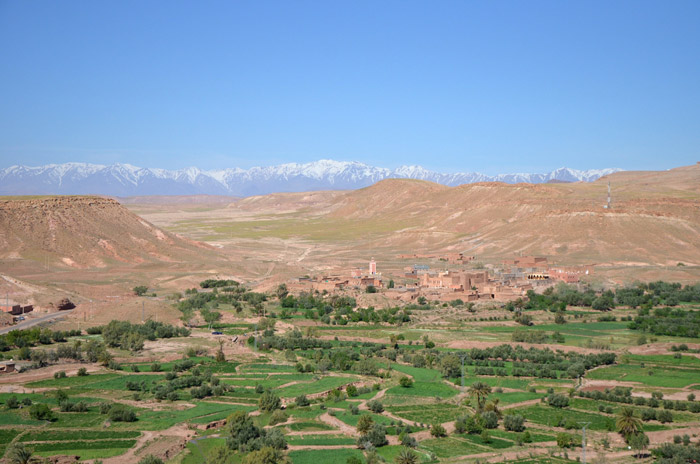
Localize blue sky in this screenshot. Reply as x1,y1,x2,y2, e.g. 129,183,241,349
0,1,698,175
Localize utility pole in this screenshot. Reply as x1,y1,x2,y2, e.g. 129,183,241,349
579,422,591,464
607,181,612,209
459,354,468,392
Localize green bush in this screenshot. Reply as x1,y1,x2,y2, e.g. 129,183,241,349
30,403,56,421
108,404,137,422
258,390,281,412
503,414,525,432
367,400,384,413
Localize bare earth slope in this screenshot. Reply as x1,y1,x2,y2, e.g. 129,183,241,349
0,196,214,269
324,164,700,266
128,163,700,285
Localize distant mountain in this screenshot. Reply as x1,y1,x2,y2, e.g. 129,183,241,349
0,160,622,197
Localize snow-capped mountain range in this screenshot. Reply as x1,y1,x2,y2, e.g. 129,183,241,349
0,160,622,197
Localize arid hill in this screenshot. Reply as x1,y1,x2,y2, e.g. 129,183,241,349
124,163,700,284
0,196,214,269
322,164,700,266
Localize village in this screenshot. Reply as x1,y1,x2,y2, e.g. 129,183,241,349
287,254,594,303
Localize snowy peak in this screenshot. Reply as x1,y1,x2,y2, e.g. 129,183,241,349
0,160,622,197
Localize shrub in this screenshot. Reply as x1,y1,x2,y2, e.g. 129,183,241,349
108,404,137,422
295,395,310,407
360,424,388,448
77,367,88,376
258,391,281,412
357,414,375,435
556,432,575,448
54,371,66,379
367,400,384,413
503,414,525,432
546,393,570,408
657,410,673,423
399,376,413,388
133,286,148,296
482,411,499,429
430,423,447,437
30,403,56,421
137,456,164,464
5,396,19,409
641,409,657,421
269,409,288,426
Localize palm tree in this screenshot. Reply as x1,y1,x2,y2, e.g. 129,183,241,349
6,443,33,464
395,447,418,464
616,407,642,439
469,381,492,411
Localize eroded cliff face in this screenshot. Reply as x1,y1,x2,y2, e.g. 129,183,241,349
0,196,211,268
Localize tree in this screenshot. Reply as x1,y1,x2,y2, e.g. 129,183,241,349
29,403,55,421
388,280,395,289
258,390,281,412
556,432,574,448
202,309,222,328
464,414,484,434
357,414,374,434
6,396,19,409
430,423,446,437
109,404,137,422
469,382,491,411
133,286,148,296
554,311,566,324
482,411,499,429
395,447,418,464
216,339,226,362
207,446,235,464
6,443,33,464
439,354,461,378
276,284,289,300
546,393,570,408
399,376,413,388
361,424,388,447
180,308,195,328
657,410,673,423
628,432,649,459
616,407,642,440
503,414,525,432
227,411,263,452
242,446,288,464
367,400,384,413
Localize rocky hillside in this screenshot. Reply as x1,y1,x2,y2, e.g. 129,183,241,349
0,196,214,268
321,164,700,266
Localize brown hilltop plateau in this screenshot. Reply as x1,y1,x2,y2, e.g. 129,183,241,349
0,195,213,268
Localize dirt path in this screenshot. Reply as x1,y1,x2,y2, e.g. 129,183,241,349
318,412,358,436
98,423,194,464
501,398,542,410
